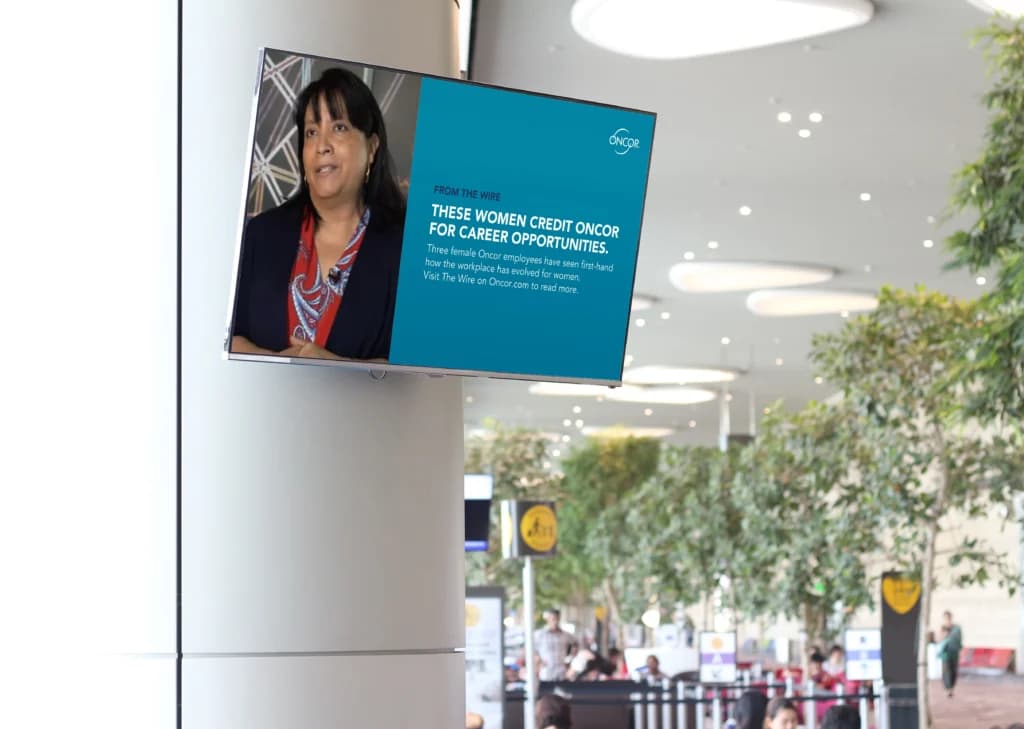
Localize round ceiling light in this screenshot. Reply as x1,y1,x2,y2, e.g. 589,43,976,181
582,425,675,439
606,385,717,405
669,261,835,293
529,382,612,397
745,288,878,317
570,0,874,60
631,293,657,311
623,365,741,385
967,1,1024,16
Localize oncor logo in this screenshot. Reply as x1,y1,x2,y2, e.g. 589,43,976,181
609,127,641,155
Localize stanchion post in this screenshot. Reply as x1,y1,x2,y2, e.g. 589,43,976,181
836,682,845,706
859,691,870,729
523,556,536,729
711,691,722,729
696,686,705,729
805,681,816,729
678,682,688,729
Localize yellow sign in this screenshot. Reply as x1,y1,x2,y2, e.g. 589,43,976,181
882,575,921,614
465,601,481,628
594,606,607,622
520,504,557,553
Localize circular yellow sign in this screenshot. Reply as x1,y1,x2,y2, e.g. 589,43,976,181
520,504,557,552
465,601,481,628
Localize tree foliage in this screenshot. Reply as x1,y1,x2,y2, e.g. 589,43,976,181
946,19,1024,419
810,286,1024,729
731,402,880,646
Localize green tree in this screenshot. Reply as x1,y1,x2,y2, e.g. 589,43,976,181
946,19,1024,420
558,436,661,646
810,287,1024,729
621,445,740,630
731,401,880,650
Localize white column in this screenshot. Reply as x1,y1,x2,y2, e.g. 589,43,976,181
181,1,465,728
2,1,178,727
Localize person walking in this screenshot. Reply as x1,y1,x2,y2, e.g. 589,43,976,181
936,610,963,698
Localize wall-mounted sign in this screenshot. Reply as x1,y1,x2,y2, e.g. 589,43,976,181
698,631,737,684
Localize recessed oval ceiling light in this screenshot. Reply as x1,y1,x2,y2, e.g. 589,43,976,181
684,251,696,261
660,311,671,320
636,318,647,327
669,261,835,293
562,418,572,427
814,376,824,384
582,425,675,439
572,405,582,414
798,128,812,138
606,385,717,405
777,111,793,123
859,192,872,202
775,357,784,366
631,293,657,311
624,365,741,385
530,382,612,397
570,0,875,60
688,419,697,428
575,419,584,428
721,336,731,345
809,111,824,123
644,408,654,416
923,239,935,248
708,240,720,249
976,275,987,286
746,288,878,317
739,205,753,216
966,1,1024,17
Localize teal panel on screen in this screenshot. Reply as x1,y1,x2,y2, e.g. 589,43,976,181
390,78,655,383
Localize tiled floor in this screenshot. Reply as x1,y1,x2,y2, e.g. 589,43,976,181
929,675,1024,729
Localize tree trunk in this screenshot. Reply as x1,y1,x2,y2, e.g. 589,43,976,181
602,578,625,652
918,440,951,729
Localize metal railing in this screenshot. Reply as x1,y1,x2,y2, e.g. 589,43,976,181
628,678,886,729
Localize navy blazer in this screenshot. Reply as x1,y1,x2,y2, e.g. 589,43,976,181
232,198,404,360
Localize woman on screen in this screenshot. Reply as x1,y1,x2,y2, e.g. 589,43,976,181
231,67,406,361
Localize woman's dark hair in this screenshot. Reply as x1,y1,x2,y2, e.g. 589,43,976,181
766,696,798,720
735,691,769,729
821,705,860,729
292,67,406,226
536,694,572,729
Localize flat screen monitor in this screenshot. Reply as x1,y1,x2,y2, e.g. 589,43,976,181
464,473,493,552
226,48,656,385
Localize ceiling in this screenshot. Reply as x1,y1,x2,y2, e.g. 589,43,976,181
461,0,997,449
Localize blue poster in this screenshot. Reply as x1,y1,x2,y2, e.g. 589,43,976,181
390,78,655,383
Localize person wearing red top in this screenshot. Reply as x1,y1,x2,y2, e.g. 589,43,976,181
232,67,407,361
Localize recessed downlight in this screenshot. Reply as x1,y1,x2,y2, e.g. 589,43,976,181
739,205,753,216
777,111,793,123
798,128,812,138
859,192,872,202
684,251,696,261
976,276,987,286
721,336,731,345
636,318,647,327
708,240,720,249
923,239,935,248
809,111,824,123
